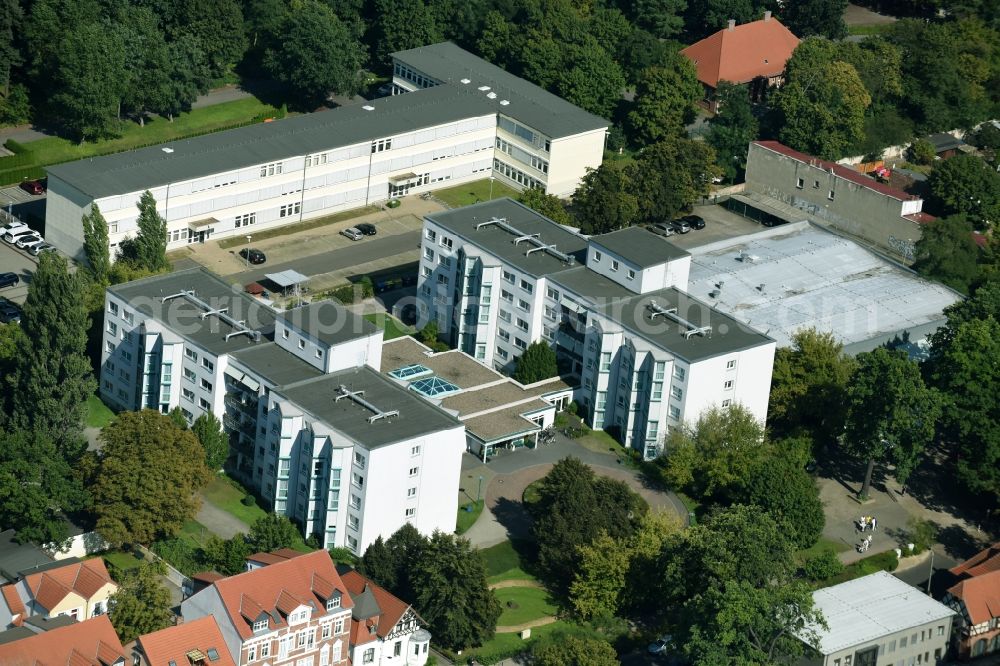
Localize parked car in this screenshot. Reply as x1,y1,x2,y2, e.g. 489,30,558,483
29,243,56,256
340,227,364,241
648,635,674,655
669,219,691,234
3,228,37,244
19,179,45,195
15,234,42,249
20,237,46,252
355,223,377,236
681,214,706,230
0,297,21,324
0,272,19,289
648,222,675,237
0,222,27,236
239,247,266,265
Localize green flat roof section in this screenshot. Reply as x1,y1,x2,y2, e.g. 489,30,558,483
426,198,588,278
590,227,690,268
46,85,497,200
276,367,462,449
392,42,609,139
109,268,277,356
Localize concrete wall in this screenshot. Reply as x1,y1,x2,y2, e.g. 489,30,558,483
745,143,922,261
816,616,953,666
43,175,92,263
546,128,607,197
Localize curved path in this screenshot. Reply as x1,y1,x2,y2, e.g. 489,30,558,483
489,579,545,590
495,616,558,634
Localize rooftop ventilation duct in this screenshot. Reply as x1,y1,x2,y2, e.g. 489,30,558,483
646,300,712,339
335,385,399,424
161,290,261,342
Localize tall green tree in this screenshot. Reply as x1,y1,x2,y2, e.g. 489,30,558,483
628,0,687,39
768,328,856,446
0,0,22,96
626,59,702,145
0,429,89,545
82,204,111,284
926,317,1000,510
359,536,397,590
684,0,767,40
513,341,558,384
117,6,172,125
131,190,169,273
926,154,1000,228
169,0,247,78
573,162,639,234
201,534,252,575
263,0,367,106
191,412,229,471
517,188,573,226
409,532,501,650
913,215,982,293
844,348,941,498
743,457,825,549
380,522,429,603
371,0,441,66
633,136,719,223
706,81,759,182
556,41,626,119
158,35,212,121
92,410,211,545
780,0,848,39
532,633,619,666
108,561,173,643
248,513,300,552
10,252,95,446
49,22,126,142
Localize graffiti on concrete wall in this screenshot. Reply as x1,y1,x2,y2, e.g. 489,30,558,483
888,235,915,261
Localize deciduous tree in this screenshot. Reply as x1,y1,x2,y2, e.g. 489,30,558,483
108,561,173,643
626,58,701,145
573,162,639,234
556,41,626,119
780,0,848,39
409,532,501,650
633,136,719,223
191,412,229,471
513,341,558,384
913,215,983,293
706,81,759,182
743,457,824,549
371,0,441,67
517,188,573,226
201,534,252,575
628,0,687,39
359,536,397,590
129,191,169,273
844,348,941,498
49,22,125,142
117,6,172,125
92,410,211,546
82,205,111,284
532,633,619,666
248,513,300,552
169,0,247,78
926,154,1000,228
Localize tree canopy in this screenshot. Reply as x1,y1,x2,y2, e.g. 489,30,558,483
191,412,230,471
92,409,212,545
247,513,300,552
926,154,1000,228
82,204,111,284
108,561,174,643
626,58,701,145
913,215,983,293
573,162,639,234
706,81,759,183
517,188,573,226
633,136,719,223
513,341,558,384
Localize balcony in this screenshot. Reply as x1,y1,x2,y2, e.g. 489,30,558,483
225,392,257,413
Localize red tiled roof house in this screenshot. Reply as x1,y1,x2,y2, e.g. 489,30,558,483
0,614,126,666
944,542,1000,660
680,12,800,112
3,558,117,628
132,615,237,666
180,550,353,666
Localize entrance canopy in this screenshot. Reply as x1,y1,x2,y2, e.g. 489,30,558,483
388,172,418,184
264,270,309,289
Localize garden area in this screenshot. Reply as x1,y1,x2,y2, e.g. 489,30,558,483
85,394,115,429
455,499,484,535
363,312,413,341
432,178,518,208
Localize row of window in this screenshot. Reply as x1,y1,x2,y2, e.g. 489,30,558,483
495,137,549,173
795,177,835,200
493,159,543,190
394,62,438,89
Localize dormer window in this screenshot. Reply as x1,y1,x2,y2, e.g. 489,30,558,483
252,618,268,632
326,596,341,610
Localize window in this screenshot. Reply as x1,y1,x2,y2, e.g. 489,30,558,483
627,269,635,280
280,202,301,218
671,386,683,400
502,270,515,284
394,641,402,657
723,380,733,390
501,289,514,303
514,337,527,350
937,625,944,636
353,473,364,487
652,382,663,400
547,287,560,300
247,645,257,661
440,236,453,250
363,648,375,664
354,451,366,469
405,508,415,517
518,299,530,312
184,368,196,382
476,344,486,360
516,318,529,331
425,229,437,242
594,251,602,262
409,466,419,476
600,352,611,372
201,358,214,371
199,397,211,410
519,279,533,293
411,445,421,456
200,378,212,391
722,399,732,407
669,405,680,420
253,618,268,632
499,309,512,323
424,247,435,261
348,515,359,530
334,617,345,634
259,162,283,177
611,260,619,272
646,421,659,441
106,321,117,336
498,328,510,342
350,494,361,509
828,190,835,200
496,347,509,359
900,637,908,648
796,177,804,188
371,138,392,153
235,212,256,228
726,359,736,370
408,487,417,497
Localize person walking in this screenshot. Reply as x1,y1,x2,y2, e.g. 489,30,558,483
872,516,878,532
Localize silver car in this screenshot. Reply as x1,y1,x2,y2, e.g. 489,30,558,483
30,243,56,256
340,227,363,241
648,223,675,237
15,234,42,249
20,237,46,252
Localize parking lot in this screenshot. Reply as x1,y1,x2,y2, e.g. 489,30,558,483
0,235,37,305
666,203,766,251
1,183,46,207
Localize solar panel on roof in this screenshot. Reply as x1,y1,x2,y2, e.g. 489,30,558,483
409,376,461,397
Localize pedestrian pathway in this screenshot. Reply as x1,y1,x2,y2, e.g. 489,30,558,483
196,497,249,540
495,616,558,634
489,580,545,590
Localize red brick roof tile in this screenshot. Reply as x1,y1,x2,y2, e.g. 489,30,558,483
341,570,415,640
0,615,125,666
948,569,1000,625
951,542,1000,579
1,583,26,623
681,17,800,88
23,559,115,612
137,616,237,666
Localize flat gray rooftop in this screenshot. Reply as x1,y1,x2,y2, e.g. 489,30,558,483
0,529,52,583
109,268,276,356
230,342,324,388
279,300,378,347
392,42,608,139
426,199,588,278
803,571,955,654
47,84,496,200
589,227,690,268
685,222,962,349
276,367,462,448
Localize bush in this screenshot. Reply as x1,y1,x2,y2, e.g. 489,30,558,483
240,494,256,508
151,536,202,576
566,401,579,416
857,549,899,575
908,139,936,165
903,517,939,554
802,549,844,581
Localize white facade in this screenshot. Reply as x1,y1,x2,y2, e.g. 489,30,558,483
100,270,466,554
416,200,776,458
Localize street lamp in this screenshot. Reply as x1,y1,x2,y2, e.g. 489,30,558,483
488,176,495,201
244,235,252,269
477,475,484,504
926,549,935,595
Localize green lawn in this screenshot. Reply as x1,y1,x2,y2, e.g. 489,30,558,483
100,550,143,573
1,98,281,185
456,499,484,535
175,519,214,548
462,620,577,662
796,537,851,564
363,312,413,340
482,539,537,584
495,587,557,626
201,475,268,528
85,394,115,429
433,178,519,208
217,205,379,248
522,480,543,508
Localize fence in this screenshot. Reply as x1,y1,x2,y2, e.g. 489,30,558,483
135,543,192,593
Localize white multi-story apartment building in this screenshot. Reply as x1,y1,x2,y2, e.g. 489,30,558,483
416,199,776,458
43,43,607,263
100,269,465,553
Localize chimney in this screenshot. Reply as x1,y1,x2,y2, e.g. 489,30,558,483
727,19,736,30
764,10,772,20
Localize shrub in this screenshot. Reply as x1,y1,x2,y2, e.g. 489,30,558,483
240,494,256,507
802,549,844,581
902,517,939,554
857,549,898,574
908,139,936,165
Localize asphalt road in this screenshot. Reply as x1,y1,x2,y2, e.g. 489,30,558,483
221,230,420,283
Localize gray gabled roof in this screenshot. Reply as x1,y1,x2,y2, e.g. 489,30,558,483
392,42,609,139
589,227,690,268
47,85,497,200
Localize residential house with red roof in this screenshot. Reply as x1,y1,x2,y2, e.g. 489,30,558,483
944,542,1000,660
336,566,430,666
180,549,353,666
744,140,932,261
131,615,237,666
1,558,117,629
0,614,126,665
680,12,800,111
